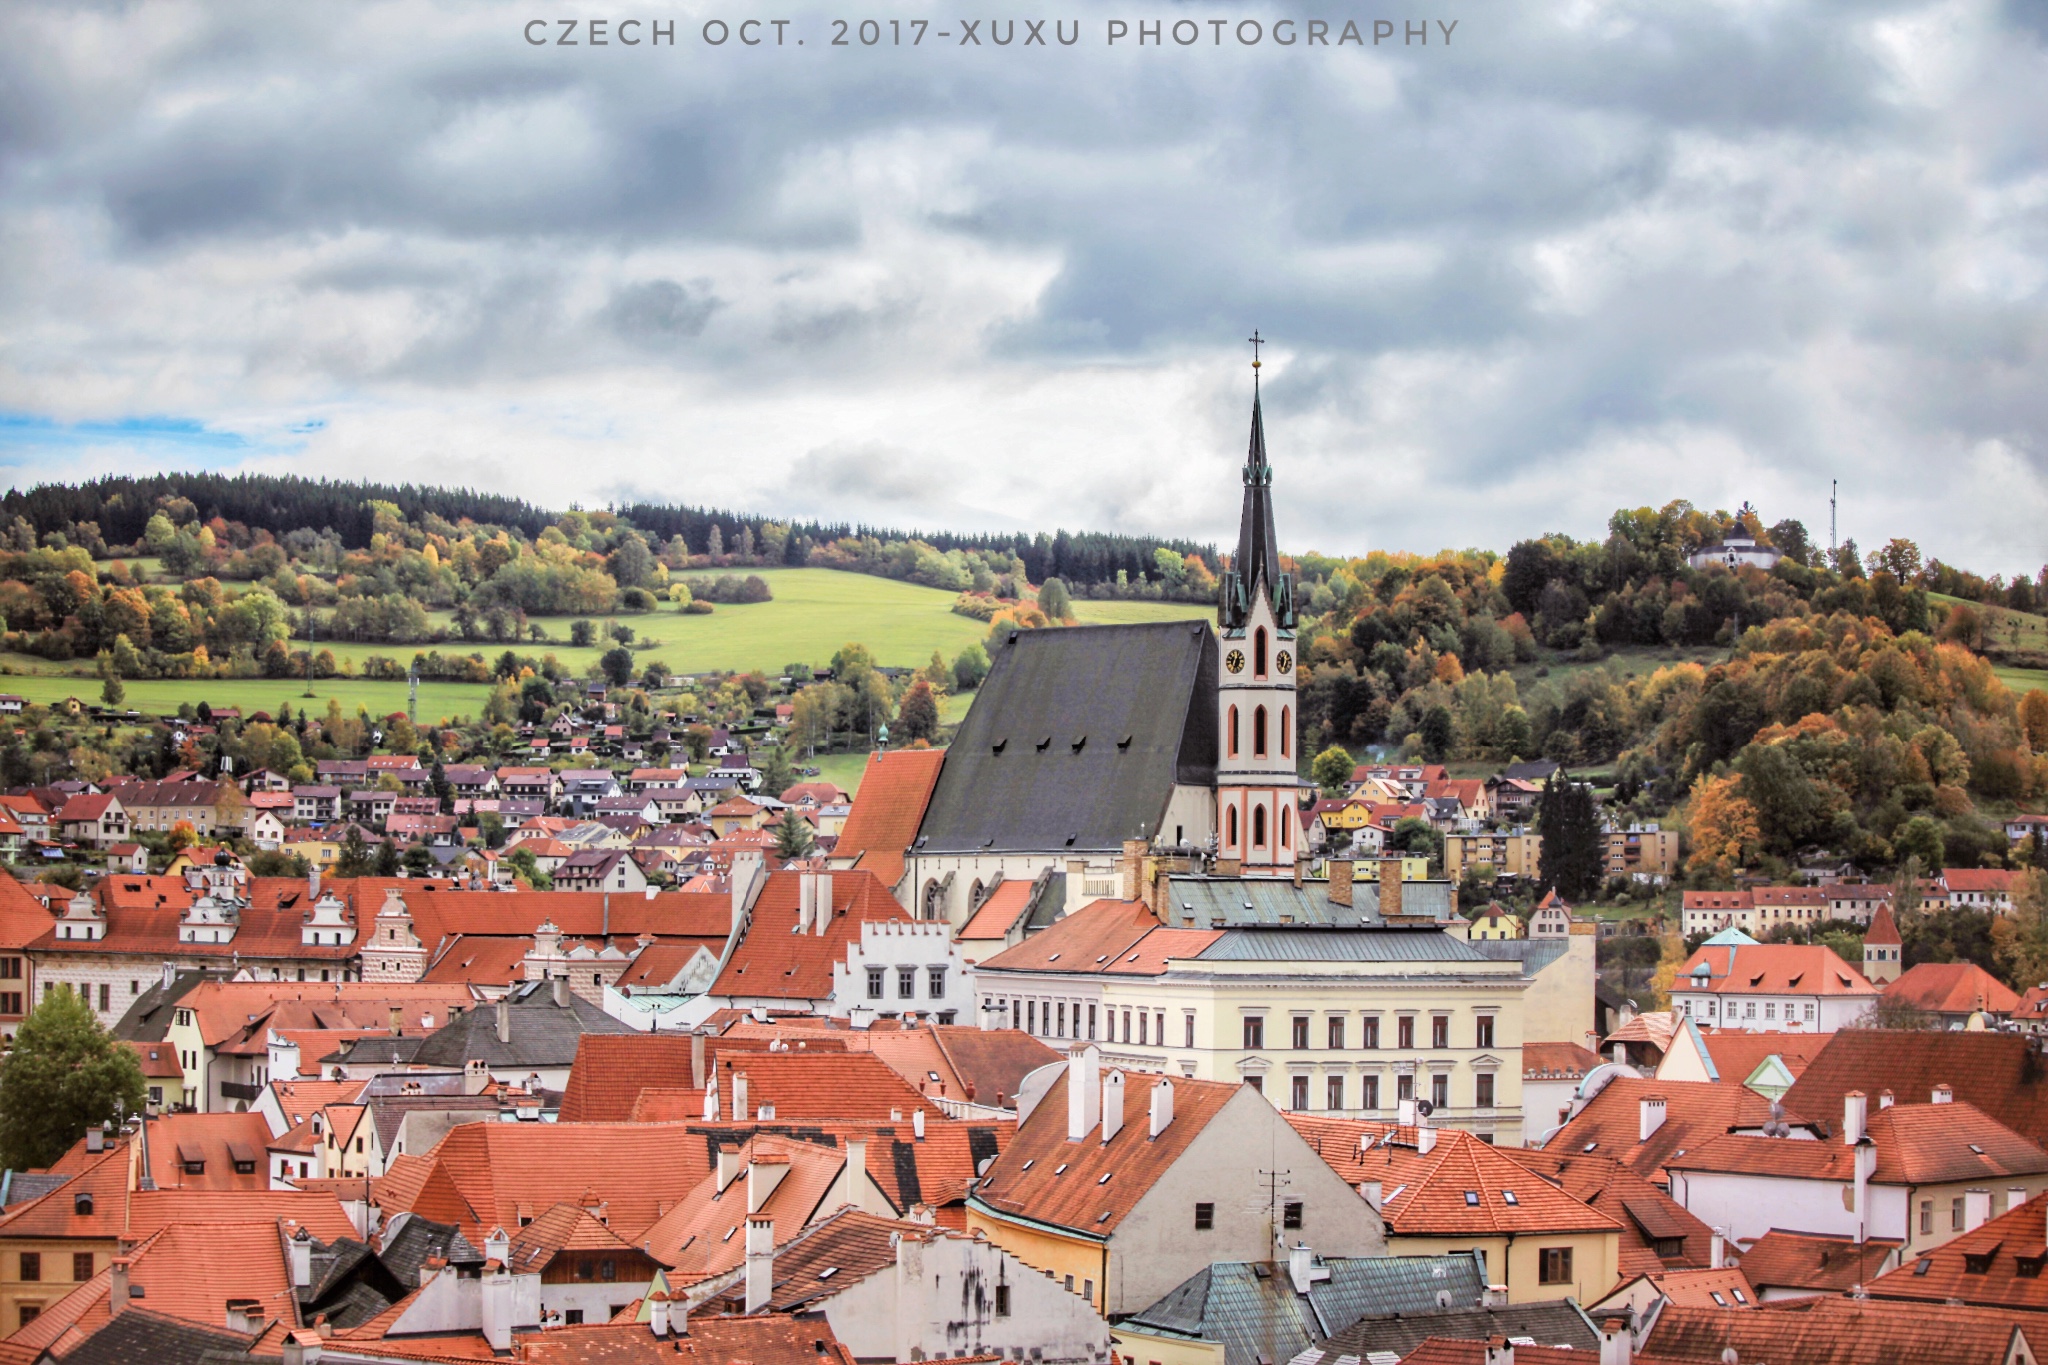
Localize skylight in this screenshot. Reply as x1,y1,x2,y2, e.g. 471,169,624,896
1583,1143,1598,1153
818,1267,838,1279
1054,1163,1069,1175
1970,1144,1985,1154
1502,1191,1519,1205
1098,1173,1112,1184
1463,1192,1479,1206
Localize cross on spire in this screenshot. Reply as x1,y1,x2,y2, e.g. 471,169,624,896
1248,330,1264,385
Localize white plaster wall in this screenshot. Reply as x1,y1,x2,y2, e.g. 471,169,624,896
823,1233,1111,1364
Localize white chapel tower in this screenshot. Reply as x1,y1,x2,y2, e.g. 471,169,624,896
1214,339,1302,875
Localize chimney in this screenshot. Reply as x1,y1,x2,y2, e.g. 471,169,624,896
703,1078,721,1122
913,1108,926,1141
1418,1125,1438,1156
1483,1338,1515,1365
1933,1084,1954,1104
814,875,832,936
1397,1097,1418,1128
1482,1285,1508,1308
388,1005,403,1036
162,961,176,991
744,1216,774,1314
1640,1097,1668,1142
1067,1047,1101,1141
690,1031,707,1090
1843,1091,1868,1146
1292,858,1303,889
844,1138,871,1212
1101,1070,1125,1143
2011,1186,2030,1215
1379,857,1404,919
1287,1241,1316,1294
308,865,321,902
494,996,511,1045
1966,1187,1993,1232
1120,839,1146,902
747,1153,789,1213
1879,1089,1895,1110
799,873,817,932
86,1124,105,1154
1358,1180,1383,1212
717,1144,743,1192
733,1071,750,1122
289,1227,313,1288
1599,1318,1632,1365
281,1331,323,1365
1329,860,1354,907
1149,1078,1175,1138
1853,1142,1877,1244
551,975,570,1008
1710,1228,1725,1270
108,1257,130,1317
649,1291,672,1338
731,850,764,931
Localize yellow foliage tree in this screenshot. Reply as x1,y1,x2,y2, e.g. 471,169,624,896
1993,871,2048,992
1685,772,1759,880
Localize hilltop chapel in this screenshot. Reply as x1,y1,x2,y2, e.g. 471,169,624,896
853,367,1313,931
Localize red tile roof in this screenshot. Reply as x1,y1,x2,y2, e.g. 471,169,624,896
1522,1041,1603,1081
957,879,1038,943
1736,1229,1903,1297
507,1202,643,1273
974,1070,1245,1236
0,872,56,950
1692,1029,1826,1084
1946,868,2022,893
976,897,1159,974
705,1052,946,1124
1883,961,2021,1015
1865,1189,2048,1309
830,749,946,887
1666,1101,2048,1186
1500,1146,1716,1278
708,869,911,1002
517,1312,857,1365
640,1136,850,1275
1286,1116,1619,1237
135,1112,274,1192
1865,902,1902,946
1643,1296,2042,1365
1675,941,1877,997
1543,1077,1790,1185
1781,1030,2048,1147
928,1027,1061,1109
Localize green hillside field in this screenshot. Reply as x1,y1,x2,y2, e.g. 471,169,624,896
0,675,495,725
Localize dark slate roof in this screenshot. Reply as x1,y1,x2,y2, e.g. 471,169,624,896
324,1034,427,1068
112,968,228,1042
1499,760,1561,783
915,621,1218,855
1195,929,1491,964
1219,390,1294,632
53,1309,273,1365
0,1170,71,1209
406,979,634,1069
1292,1300,1600,1365
1160,877,1455,929
378,1211,485,1287
1121,1255,1487,1365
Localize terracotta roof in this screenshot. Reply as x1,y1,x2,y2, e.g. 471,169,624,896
928,1027,1061,1109
28,877,363,962
418,935,533,987
703,1205,910,1311
1883,962,2021,1015
976,897,1159,974
1626,1265,1758,1308
707,869,912,1001
705,1052,946,1124
1865,902,1902,946
830,749,946,886
640,1136,851,1274
134,1112,273,1192
1396,1340,1683,1365
506,1202,643,1273
1865,1189,2048,1309
1666,1101,2048,1186
181,981,474,1049
1643,1296,2043,1365
123,1040,184,1079
1693,1030,1826,1084
1286,1116,1619,1237
1543,1077,1790,1184
0,873,56,950
1737,1229,1903,1296
1500,1146,1716,1278
57,793,117,821
375,1122,710,1245
517,1312,857,1365
1946,868,2023,893
613,941,716,991
1781,1030,2048,1147
1675,941,1877,997
1521,1041,1603,1081
974,1070,1241,1236
1605,1011,1681,1050
957,879,1039,942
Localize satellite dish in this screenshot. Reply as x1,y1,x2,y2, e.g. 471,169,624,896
1416,1099,1436,1117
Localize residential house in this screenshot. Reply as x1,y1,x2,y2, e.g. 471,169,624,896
55,793,127,849
1861,1186,2048,1310
292,786,343,823
626,767,690,793
1468,908,1522,940
1603,825,1678,882
496,766,560,805
109,779,231,837
1664,1091,2048,1252
1780,1028,2048,1149
1646,1296,2048,1365
1945,867,2022,915
1666,929,1880,1031
1882,961,2019,1028
442,764,498,799
1542,1076,1793,1188
551,849,651,894
968,1050,1386,1316
558,769,621,816
1443,831,1540,885
1827,882,1895,926
1527,891,1572,938
103,843,148,875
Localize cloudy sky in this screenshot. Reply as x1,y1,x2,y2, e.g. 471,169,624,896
0,0,2044,573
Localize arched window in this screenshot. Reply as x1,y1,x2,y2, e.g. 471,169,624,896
1254,706,1268,758
922,881,945,921
1227,805,1239,849
1281,807,1292,848
1253,803,1268,848
1281,707,1291,758
1228,706,1240,758
1254,628,1268,677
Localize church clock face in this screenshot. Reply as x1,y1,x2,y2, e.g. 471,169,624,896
1276,649,1293,675
1225,649,1246,674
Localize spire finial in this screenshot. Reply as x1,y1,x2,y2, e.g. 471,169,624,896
1248,330,1264,391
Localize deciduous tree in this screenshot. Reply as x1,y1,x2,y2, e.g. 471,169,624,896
0,985,146,1171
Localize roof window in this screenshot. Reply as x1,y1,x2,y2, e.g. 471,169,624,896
1054,1164,1069,1175
1463,1192,1479,1206
1501,1191,1518,1205
818,1267,838,1280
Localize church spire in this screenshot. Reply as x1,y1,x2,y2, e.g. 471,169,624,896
1219,332,1292,631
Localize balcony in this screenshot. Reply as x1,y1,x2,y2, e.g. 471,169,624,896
218,1081,263,1102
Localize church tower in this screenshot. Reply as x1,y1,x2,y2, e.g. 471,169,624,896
1214,337,1302,875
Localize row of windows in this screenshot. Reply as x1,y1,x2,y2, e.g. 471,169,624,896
1224,704,1292,760
1248,1013,1496,1051
1253,1070,1497,1113
11,1252,95,1283
866,966,948,1001
1676,998,1818,1023
1223,798,1294,853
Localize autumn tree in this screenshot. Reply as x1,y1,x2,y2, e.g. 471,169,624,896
895,680,941,744
0,986,146,1170
1311,745,1355,796
1685,772,1759,881
1993,871,2048,992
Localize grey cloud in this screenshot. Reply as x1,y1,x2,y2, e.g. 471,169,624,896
604,279,721,349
